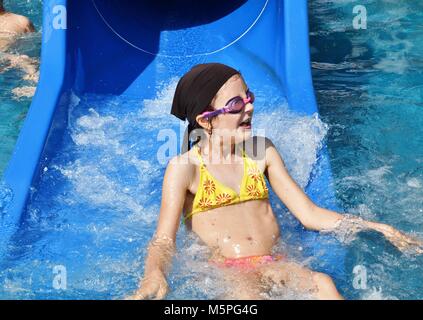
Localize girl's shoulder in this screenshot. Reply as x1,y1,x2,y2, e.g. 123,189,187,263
167,147,200,173
164,149,199,191
243,135,275,162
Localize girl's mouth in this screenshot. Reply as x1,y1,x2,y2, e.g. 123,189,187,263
239,118,252,129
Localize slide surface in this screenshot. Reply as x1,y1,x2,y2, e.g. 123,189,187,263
0,0,346,298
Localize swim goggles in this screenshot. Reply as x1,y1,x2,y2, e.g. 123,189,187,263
200,90,254,119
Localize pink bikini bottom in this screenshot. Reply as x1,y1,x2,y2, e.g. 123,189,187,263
211,254,284,270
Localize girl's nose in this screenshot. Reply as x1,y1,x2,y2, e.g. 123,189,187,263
245,101,254,113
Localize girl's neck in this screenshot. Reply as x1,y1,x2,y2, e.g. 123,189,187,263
198,136,241,164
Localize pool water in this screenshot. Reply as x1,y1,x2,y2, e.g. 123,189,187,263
310,0,423,299
0,0,422,299
0,72,330,299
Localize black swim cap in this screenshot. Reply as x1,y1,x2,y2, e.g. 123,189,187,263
171,63,240,151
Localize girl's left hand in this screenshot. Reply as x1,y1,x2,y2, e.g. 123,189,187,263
372,223,423,255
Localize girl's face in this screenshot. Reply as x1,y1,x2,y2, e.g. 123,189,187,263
196,74,254,145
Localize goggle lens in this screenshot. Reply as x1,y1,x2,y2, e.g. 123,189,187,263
227,91,254,114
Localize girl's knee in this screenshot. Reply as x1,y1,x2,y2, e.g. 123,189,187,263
312,272,344,300
313,272,334,287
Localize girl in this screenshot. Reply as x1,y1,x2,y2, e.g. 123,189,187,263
128,63,422,300
0,1,37,81
0,0,35,49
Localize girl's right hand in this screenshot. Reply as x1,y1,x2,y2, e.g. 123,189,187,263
126,271,169,300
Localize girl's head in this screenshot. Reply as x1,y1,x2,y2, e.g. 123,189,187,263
171,63,254,152
0,1,4,11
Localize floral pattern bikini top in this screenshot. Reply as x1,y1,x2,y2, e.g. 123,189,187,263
184,144,269,222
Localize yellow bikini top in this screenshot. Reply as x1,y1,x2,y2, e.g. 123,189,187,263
184,144,269,222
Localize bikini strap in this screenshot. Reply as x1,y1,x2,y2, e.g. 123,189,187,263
241,147,246,158
194,144,205,167
240,145,247,159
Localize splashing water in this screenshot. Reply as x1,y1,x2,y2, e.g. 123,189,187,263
0,181,13,217
0,66,332,299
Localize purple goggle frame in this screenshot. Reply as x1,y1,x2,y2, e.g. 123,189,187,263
200,90,254,119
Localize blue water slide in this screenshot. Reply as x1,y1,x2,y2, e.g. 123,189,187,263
1,0,345,283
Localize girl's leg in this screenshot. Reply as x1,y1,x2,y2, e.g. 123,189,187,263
259,261,344,300
0,53,38,81
218,267,265,300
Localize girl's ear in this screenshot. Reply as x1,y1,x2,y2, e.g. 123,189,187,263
195,114,211,131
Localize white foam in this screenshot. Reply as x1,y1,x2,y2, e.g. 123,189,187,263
56,163,150,221
406,178,421,189
255,108,328,187
141,78,179,117
0,181,13,215
361,287,398,300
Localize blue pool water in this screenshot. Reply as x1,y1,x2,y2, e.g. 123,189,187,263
0,0,422,299
310,0,423,299
1,59,334,299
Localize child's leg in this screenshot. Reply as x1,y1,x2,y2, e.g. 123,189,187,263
259,261,344,300
218,268,265,300
0,52,39,81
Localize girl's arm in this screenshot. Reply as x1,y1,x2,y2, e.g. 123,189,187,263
264,140,340,230
265,140,423,254
128,156,192,299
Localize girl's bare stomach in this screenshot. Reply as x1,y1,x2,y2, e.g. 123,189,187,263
186,199,280,259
